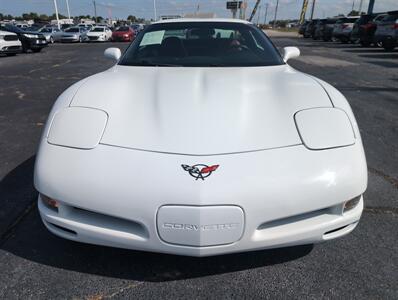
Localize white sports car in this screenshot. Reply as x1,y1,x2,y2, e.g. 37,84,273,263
35,19,367,257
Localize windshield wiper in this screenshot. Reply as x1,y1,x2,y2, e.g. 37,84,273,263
137,60,182,67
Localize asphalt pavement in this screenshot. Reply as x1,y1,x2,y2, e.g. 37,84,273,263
0,37,397,299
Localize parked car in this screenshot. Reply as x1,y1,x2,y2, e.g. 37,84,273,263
38,27,63,43
35,19,367,257
130,23,145,34
314,18,338,41
15,23,29,29
60,27,88,43
313,19,327,40
298,21,309,35
374,11,398,51
303,19,318,38
112,26,136,42
85,26,113,42
0,24,47,52
332,16,360,43
0,30,22,56
350,13,387,46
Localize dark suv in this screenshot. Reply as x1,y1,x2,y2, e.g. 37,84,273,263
299,21,310,36
304,19,318,38
350,13,387,46
314,18,338,41
0,24,48,53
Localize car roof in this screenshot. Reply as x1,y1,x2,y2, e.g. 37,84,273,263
153,18,251,25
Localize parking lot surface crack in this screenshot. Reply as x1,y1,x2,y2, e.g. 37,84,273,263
368,167,398,189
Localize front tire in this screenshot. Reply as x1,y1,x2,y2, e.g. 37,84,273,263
6,53,16,56
50,36,54,44
383,42,396,52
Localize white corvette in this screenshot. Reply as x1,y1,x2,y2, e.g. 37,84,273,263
35,19,367,257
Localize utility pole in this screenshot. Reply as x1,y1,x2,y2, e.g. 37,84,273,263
273,0,279,28
65,0,71,20
358,0,363,13
53,0,60,29
93,0,97,23
257,5,262,25
153,0,158,21
351,0,355,12
367,0,375,14
310,0,316,20
264,3,269,25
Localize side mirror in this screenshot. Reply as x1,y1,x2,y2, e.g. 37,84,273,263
283,46,300,62
104,47,121,61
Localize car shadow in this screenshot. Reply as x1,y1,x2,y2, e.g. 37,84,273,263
365,60,398,68
0,157,313,282
0,156,37,238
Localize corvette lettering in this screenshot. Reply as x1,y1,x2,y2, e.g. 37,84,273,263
163,222,239,231
181,164,219,180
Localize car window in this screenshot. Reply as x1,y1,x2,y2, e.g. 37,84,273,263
382,14,398,22
65,28,79,32
91,27,105,32
119,22,284,67
116,27,130,31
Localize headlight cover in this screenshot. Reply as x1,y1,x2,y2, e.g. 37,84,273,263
294,107,355,150
23,34,38,38
47,107,108,149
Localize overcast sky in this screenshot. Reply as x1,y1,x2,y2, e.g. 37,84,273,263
0,0,397,20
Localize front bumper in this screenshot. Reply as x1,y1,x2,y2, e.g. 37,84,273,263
86,35,107,42
112,35,131,42
28,38,48,49
0,44,22,54
35,143,367,256
61,37,80,43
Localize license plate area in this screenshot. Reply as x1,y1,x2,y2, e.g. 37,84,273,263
157,205,244,247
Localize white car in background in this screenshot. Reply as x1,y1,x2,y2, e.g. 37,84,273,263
85,26,112,42
0,30,22,56
35,19,367,257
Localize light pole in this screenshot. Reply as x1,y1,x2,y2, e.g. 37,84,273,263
65,0,71,20
153,0,158,21
310,0,316,20
93,0,98,23
358,0,363,13
367,0,375,14
257,5,261,25
264,3,269,25
273,0,279,28
53,0,60,29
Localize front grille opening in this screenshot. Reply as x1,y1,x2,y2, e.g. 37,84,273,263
258,208,331,231
48,222,77,235
71,207,149,240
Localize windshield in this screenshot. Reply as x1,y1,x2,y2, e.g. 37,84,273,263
117,26,130,32
119,22,284,67
65,27,79,33
40,28,52,33
91,27,105,32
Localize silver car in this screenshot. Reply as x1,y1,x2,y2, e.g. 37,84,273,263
38,27,63,43
374,11,398,51
60,27,88,43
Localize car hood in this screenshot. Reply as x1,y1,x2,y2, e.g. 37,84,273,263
70,65,332,155
113,31,129,35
